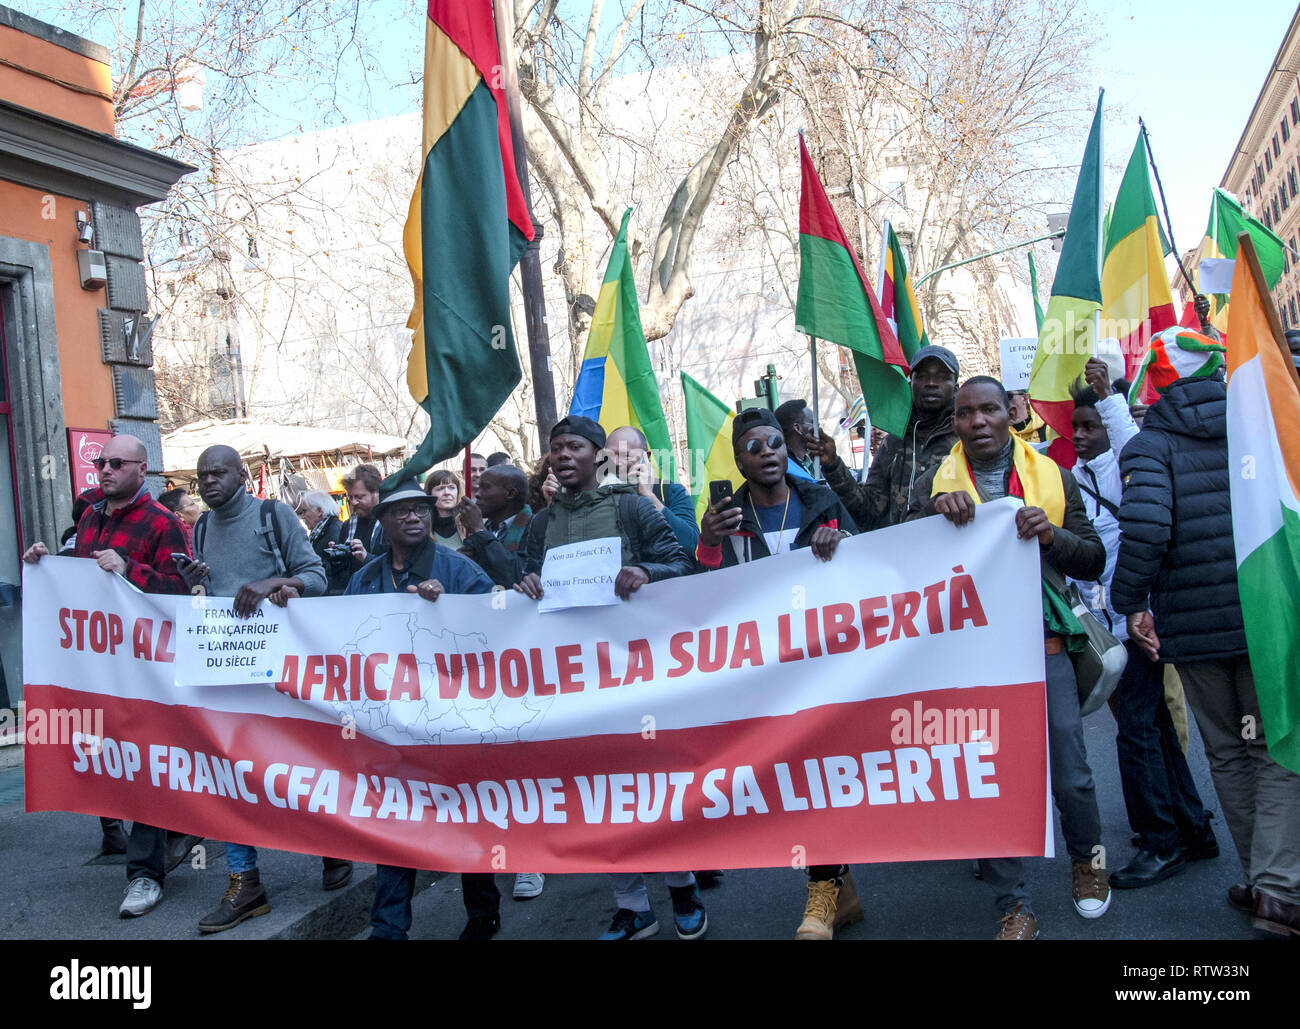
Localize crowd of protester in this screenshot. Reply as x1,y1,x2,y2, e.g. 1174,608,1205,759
18,317,1300,941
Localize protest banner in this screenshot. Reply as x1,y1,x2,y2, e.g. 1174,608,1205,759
22,499,1050,873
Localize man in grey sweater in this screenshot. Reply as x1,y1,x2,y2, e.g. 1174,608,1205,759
178,445,344,933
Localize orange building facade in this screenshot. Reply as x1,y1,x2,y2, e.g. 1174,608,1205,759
0,6,191,708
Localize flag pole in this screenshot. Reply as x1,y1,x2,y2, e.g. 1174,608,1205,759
808,335,821,479
1139,118,1197,294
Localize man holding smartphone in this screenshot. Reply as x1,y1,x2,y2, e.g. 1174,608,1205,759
22,433,189,919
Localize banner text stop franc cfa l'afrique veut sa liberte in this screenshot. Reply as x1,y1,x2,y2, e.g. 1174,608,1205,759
22,498,1051,872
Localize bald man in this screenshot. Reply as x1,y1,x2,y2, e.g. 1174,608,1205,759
23,432,190,918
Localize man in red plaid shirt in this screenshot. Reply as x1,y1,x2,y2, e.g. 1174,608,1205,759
23,433,189,920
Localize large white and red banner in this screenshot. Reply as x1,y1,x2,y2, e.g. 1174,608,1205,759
23,498,1050,872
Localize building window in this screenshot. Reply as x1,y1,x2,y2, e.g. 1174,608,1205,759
1293,97,1300,125
1286,246,1292,274
1265,206,1274,229
1274,197,1282,223
1290,296,1298,325
1285,119,1293,143
1282,186,1290,212
1275,135,1282,158
1267,149,1274,172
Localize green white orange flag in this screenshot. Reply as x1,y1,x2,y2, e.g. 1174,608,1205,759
1102,131,1177,380
1198,188,1285,333
795,136,911,437
396,0,534,482
681,372,741,524
1028,92,1104,440
1225,234,1300,775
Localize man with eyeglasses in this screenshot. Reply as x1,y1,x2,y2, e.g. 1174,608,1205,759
22,433,189,917
696,406,860,940
342,478,503,939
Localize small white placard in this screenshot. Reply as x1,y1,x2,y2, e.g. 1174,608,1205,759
998,337,1038,391
1199,257,1235,295
174,597,288,685
537,536,621,613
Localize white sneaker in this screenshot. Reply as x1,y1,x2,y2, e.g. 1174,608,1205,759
513,873,544,899
120,877,162,918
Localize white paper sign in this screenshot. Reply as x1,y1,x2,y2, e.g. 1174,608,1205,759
998,337,1038,391
1199,257,1235,295
537,536,620,613
174,597,289,685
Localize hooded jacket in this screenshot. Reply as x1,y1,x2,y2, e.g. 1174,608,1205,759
696,475,857,569
1111,375,1245,662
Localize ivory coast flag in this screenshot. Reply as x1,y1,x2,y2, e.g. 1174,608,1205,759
795,136,911,437
397,0,534,481
570,208,674,473
1102,132,1177,380
681,372,741,523
879,220,929,359
1198,188,1285,333
1028,92,1103,440
1225,233,1300,775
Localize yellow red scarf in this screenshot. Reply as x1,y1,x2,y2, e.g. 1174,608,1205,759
931,435,1066,526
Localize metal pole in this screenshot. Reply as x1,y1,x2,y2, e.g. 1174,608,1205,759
808,335,821,480
493,0,558,453
914,230,1067,287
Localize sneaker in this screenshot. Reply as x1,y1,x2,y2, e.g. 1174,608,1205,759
458,915,501,940
1071,861,1112,918
513,873,545,899
598,908,659,940
119,877,162,918
197,870,271,934
995,902,1040,940
669,884,708,940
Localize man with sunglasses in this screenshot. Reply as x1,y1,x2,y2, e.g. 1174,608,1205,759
342,478,502,939
697,407,860,940
22,433,189,918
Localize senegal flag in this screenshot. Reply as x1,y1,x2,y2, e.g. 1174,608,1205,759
397,0,534,481
1028,92,1103,440
570,207,675,476
1102,131,1177,380
1198,188,1285,333
879,220,928,359
1225,234,1300,775
795,136,911,437
681,372,741,524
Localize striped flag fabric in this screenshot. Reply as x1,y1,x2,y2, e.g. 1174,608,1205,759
570,208,675,474
795,136,911,437
1198,188,1285,333
681,372,741,523
839,393,867,431
1028,92,1104,441
1102,131,1178,380
1225,234,1300,774
1028,252,1045,334
879,220,929,360
397,0,534,481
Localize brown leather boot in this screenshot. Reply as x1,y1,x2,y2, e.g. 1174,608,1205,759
321,857,353,891
198,869,271,934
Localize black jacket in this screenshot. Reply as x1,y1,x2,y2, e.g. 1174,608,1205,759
697,475,857,569
310,514,350,595
1111,376,1245,662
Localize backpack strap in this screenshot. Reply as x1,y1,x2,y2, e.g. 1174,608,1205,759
194,511,210,558
1077,475,1120,520
260,498,287,577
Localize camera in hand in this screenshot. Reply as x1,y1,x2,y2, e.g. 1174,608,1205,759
322,541,352,572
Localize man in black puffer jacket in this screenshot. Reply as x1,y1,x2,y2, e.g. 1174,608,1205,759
1113,351,1300,938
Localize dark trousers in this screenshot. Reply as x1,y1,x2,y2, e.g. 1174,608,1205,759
125,822,168,883
371,867,499,939
1113,641,1210,853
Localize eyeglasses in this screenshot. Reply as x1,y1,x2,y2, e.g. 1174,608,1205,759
92,457,145,471
742,433,784,456
387,503,431,521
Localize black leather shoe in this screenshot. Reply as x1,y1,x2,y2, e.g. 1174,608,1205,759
1227,884,1253,913
1109,849,1187,889
321,858,353,891
165,834,203,874
1253,892,1300,937
459,915,500,940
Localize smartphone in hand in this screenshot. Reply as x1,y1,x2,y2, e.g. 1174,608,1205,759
708,480,734,510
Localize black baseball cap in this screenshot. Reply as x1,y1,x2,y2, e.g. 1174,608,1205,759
732,406,783,446
550,415,606,450
909,345,959,378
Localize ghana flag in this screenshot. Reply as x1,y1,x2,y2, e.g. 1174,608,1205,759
570,208,674,474
1198,188,1284,334
397,0,535,481
1028,91,1103,440
1225,233,1300,774
681,372,741,524
795,136,911,437
1101,131,1177,380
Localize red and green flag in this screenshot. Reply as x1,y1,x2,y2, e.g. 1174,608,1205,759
795,136,911,437
396,0,534,481
1028,91,1104,441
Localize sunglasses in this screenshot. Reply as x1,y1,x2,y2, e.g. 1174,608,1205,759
742,433,785,456
92,457,145,471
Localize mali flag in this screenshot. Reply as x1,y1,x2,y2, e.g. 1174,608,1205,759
1102,131,1177,380
397,0,534,481
570,208,674,473
1198,188,1285,333
795,136,911,437
681,372,741,524
1225,233,1300,774
1029,92,1103,440
879,220,928,359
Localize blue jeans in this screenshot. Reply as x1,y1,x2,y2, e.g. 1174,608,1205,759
371,867,499,939
225,843,257,874
1113,641,1210,853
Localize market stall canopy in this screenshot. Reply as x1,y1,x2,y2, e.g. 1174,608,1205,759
162,419,409,484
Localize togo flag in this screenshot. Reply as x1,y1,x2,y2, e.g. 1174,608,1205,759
397,0,534,482
1028,91,1103,441
1225,233,1300,775
681,372,741,524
